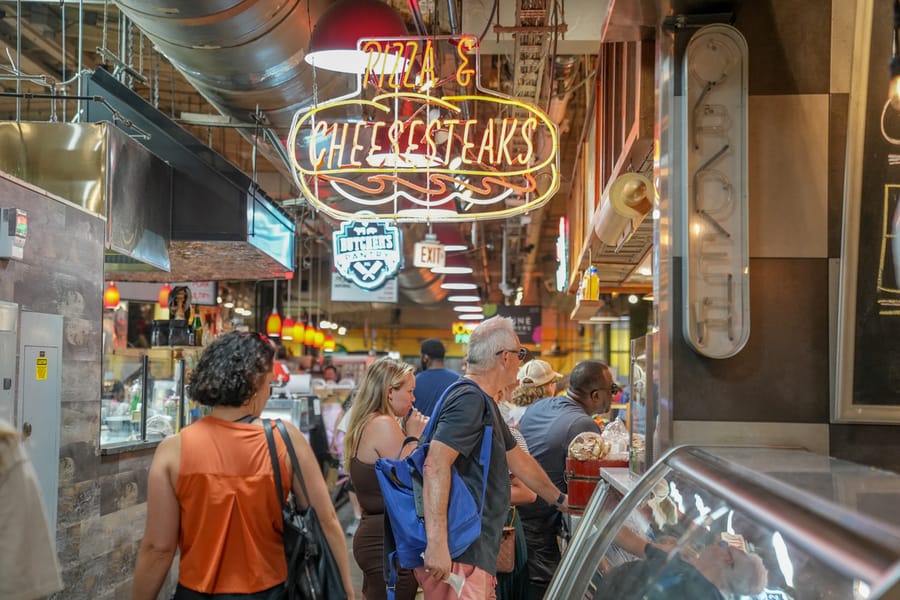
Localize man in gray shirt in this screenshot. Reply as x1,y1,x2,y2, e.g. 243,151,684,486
517,359,616,599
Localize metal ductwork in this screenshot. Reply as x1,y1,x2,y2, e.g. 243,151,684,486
114,0,359,186
114,0,352,132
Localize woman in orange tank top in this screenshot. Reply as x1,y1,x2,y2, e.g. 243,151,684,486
132,332,354,599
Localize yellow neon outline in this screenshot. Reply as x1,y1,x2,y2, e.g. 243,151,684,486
289,93,559,179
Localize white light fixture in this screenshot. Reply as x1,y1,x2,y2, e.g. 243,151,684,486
453,305,483,312
459,313,485,321
304,0,409,75
440,281,478,291
447,294,481,302
431,265,474,274
442,243,468,252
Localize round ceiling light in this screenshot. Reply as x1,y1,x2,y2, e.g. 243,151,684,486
447,294,481,302
459,313,485,321
305,0,409,75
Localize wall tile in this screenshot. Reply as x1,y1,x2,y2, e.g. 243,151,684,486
749,94,829,258
673,257,830,422
99,467,149,516
831,0,857,94
736,0,831,95
57,479,101,529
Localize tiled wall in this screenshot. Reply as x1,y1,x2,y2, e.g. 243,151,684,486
0,175,159,599
658,0,900,470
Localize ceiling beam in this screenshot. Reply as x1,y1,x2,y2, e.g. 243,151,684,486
2,5,95,76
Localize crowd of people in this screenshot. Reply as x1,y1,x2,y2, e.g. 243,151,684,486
58,316,764,599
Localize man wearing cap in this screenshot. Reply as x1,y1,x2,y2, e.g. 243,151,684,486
414,338,460,417
517,359,615,599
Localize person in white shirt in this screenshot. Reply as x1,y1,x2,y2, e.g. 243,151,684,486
0,418,63,599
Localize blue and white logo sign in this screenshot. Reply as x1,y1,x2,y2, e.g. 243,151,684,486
333,221,402,291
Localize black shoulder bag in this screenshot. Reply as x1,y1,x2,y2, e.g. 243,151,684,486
263,419,348,600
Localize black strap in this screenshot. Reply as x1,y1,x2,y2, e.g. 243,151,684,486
234,414,256,423
275,419,312,509
262,419,284,509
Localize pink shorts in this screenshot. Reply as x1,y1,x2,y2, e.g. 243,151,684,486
414,563,497,600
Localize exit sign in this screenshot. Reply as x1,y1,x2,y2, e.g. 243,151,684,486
413,241,446,269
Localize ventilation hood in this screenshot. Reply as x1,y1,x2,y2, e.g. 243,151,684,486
79,68,295,281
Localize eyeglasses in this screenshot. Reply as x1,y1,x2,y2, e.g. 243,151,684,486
595,382,621,395
495,347,528,361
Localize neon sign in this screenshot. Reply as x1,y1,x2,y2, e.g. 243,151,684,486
289,35,560,223
332,220,402,290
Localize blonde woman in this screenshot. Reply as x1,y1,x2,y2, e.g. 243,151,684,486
504,360,562,429
343,357,428,600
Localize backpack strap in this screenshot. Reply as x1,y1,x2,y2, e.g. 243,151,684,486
421,378,495,516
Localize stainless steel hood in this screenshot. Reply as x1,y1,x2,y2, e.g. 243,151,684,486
0,118,295,281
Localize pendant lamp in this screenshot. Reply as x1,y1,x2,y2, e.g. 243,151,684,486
157,283,172,308
265,280,282,337
323,334,336,352
281,272,294,340
103,282,120,309
313,329,325,349
304,0,409,75
293,320,306,342
304,324,316,346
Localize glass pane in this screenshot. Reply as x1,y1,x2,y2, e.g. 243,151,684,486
101,354,144,446
585,470,871,600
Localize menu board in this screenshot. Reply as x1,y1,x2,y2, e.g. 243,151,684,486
836,0,900,422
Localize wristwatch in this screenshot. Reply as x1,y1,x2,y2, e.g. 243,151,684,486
553,492,567,509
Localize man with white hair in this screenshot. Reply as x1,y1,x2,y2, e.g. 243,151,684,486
416,316,568,599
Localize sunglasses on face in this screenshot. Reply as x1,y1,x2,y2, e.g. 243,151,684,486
596,381,621,395
495,347,528,361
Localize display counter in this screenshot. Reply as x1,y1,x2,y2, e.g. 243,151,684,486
549,446,900,599
101,346,203,449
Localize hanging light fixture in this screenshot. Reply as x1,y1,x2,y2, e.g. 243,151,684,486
157,283,172,308
293,319,306,342
282,271,294,340
304,324,317,346
313,329,325,349
304,0,409,75
323,334,336,352
265,280,282,337
103,282,120,309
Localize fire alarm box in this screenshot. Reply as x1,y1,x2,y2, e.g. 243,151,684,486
0,208,27,260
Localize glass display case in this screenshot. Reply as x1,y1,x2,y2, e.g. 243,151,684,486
101,346,203,448
549,446,900,599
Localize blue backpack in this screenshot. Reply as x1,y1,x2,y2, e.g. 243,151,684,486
374,379,494,598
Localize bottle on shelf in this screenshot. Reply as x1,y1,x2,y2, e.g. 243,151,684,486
587,266,600,300
191,314,203,346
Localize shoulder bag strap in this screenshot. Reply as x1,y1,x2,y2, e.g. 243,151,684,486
275,419,312,508
263,419,285,508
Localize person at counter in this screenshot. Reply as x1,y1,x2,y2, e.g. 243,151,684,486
517,359,614,600
596,537,767,599
132,331,354,599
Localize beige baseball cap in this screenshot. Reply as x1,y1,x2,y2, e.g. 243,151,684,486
517,359,562,388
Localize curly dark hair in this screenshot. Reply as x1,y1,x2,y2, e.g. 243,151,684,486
189,331,275,407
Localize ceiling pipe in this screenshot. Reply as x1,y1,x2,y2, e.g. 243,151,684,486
520,54,580,304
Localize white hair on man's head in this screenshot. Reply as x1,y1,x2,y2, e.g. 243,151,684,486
722,550,768,596
465,316,517,375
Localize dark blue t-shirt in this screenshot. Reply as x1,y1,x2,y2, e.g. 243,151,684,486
414,368,460,417
427,380,516,575
517,395,600,528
